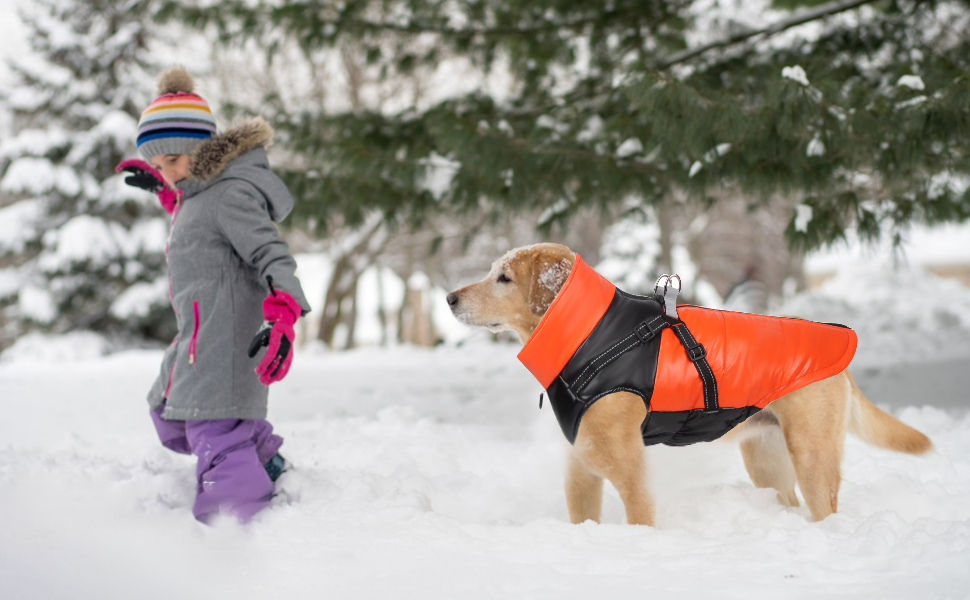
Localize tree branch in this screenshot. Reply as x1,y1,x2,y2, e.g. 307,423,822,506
655,0,881,70
189,3,615,39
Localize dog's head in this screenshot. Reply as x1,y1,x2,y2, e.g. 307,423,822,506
447,243,575,342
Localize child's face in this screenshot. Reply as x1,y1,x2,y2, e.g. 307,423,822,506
150,154,191,187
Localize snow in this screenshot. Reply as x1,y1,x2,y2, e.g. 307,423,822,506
16,285,57,323
31,214,167,273
292,253,467,348
576,115,604,143
794,203,814,233
417,152,460,201
615,137,643,159
0,156,82,197
595,212,721,307
0,330,110,363
782,65,810,87
66,109,139,166
688,160,703,178
110,276,169,320
597,215,662,293
2,221,970,597
806,136,825,157
538,198,570,225
0,198,44,254
896,95,928,110
897,75,926,91
705,142,732,162
0,0,29,89
38,215,127,270
0,127,69,159
0,266,24,299
1,333,969,598
538,260,571,292
778,260,970,368
806,222,970,270
927,171,970,201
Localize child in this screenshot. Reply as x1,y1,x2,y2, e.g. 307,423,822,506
118,67,311,524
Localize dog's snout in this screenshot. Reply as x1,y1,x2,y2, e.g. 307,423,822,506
446,292,459,307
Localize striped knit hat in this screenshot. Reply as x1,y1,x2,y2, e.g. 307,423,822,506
137,67,217,160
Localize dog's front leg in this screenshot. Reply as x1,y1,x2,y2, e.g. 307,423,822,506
565,451,604,523
572,392,655,526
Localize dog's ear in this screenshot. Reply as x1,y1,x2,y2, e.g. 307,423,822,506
528,250,574,317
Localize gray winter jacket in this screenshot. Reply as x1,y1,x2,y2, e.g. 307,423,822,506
147,118,311,420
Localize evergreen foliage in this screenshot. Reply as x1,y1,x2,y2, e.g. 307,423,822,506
0,0,172,340
164,0,969,250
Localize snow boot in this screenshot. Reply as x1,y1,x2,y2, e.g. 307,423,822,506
264,452,288,483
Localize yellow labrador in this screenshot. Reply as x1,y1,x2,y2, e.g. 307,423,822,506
447,243,931,525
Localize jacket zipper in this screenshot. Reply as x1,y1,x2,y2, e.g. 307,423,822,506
189,301,200,365
163,196,183,394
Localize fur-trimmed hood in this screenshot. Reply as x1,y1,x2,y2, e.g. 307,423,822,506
189,117,274,182
178,117,294,223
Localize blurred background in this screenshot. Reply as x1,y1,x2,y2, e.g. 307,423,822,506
0,0,968,393
4,5,970,593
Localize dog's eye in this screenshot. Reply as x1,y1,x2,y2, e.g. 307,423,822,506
497,273,512,283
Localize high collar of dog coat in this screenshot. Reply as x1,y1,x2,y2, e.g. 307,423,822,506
517,255,616,389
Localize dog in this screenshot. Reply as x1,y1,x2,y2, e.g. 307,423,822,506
447,242,932,525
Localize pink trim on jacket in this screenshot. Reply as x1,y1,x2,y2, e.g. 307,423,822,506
189,301,200,365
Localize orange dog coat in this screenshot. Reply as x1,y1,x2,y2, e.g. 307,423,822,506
518,257,858,445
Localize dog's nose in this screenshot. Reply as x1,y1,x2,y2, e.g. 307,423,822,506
446,292,459,307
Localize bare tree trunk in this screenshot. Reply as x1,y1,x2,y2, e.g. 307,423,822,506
375,265,389,346
341,42,366,111
317,218,390,348
317,254,353,347
343,285,359,350
396,273,410,345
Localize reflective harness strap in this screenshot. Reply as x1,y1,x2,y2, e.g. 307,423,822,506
666,316,719,413
569,315,666,394
565,303,719,414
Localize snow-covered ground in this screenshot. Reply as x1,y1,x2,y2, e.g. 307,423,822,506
3,298,970,598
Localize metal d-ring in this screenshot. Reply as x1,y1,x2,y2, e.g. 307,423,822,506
655,273,682,319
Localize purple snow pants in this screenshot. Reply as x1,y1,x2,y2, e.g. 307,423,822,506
150,403,283,524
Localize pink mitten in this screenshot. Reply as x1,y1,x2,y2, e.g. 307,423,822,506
115,159,180,214
247,288,301,385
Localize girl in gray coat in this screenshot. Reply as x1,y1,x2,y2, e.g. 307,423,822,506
118,67,311,524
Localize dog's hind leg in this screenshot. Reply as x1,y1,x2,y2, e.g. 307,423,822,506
565,452,604,523
770,376,850,521
573,392,654,526
737,412,800,508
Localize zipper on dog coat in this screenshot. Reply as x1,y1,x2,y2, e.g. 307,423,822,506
518,256,858,446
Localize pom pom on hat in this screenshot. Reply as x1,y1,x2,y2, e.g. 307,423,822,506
157,66,195,95
136,66,217,160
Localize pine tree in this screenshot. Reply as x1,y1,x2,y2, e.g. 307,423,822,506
164,0,970,251
0,0,173,344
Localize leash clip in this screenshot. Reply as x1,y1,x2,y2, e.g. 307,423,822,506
654,274,682,319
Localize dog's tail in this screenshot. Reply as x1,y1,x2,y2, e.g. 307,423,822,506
847,371,932,455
